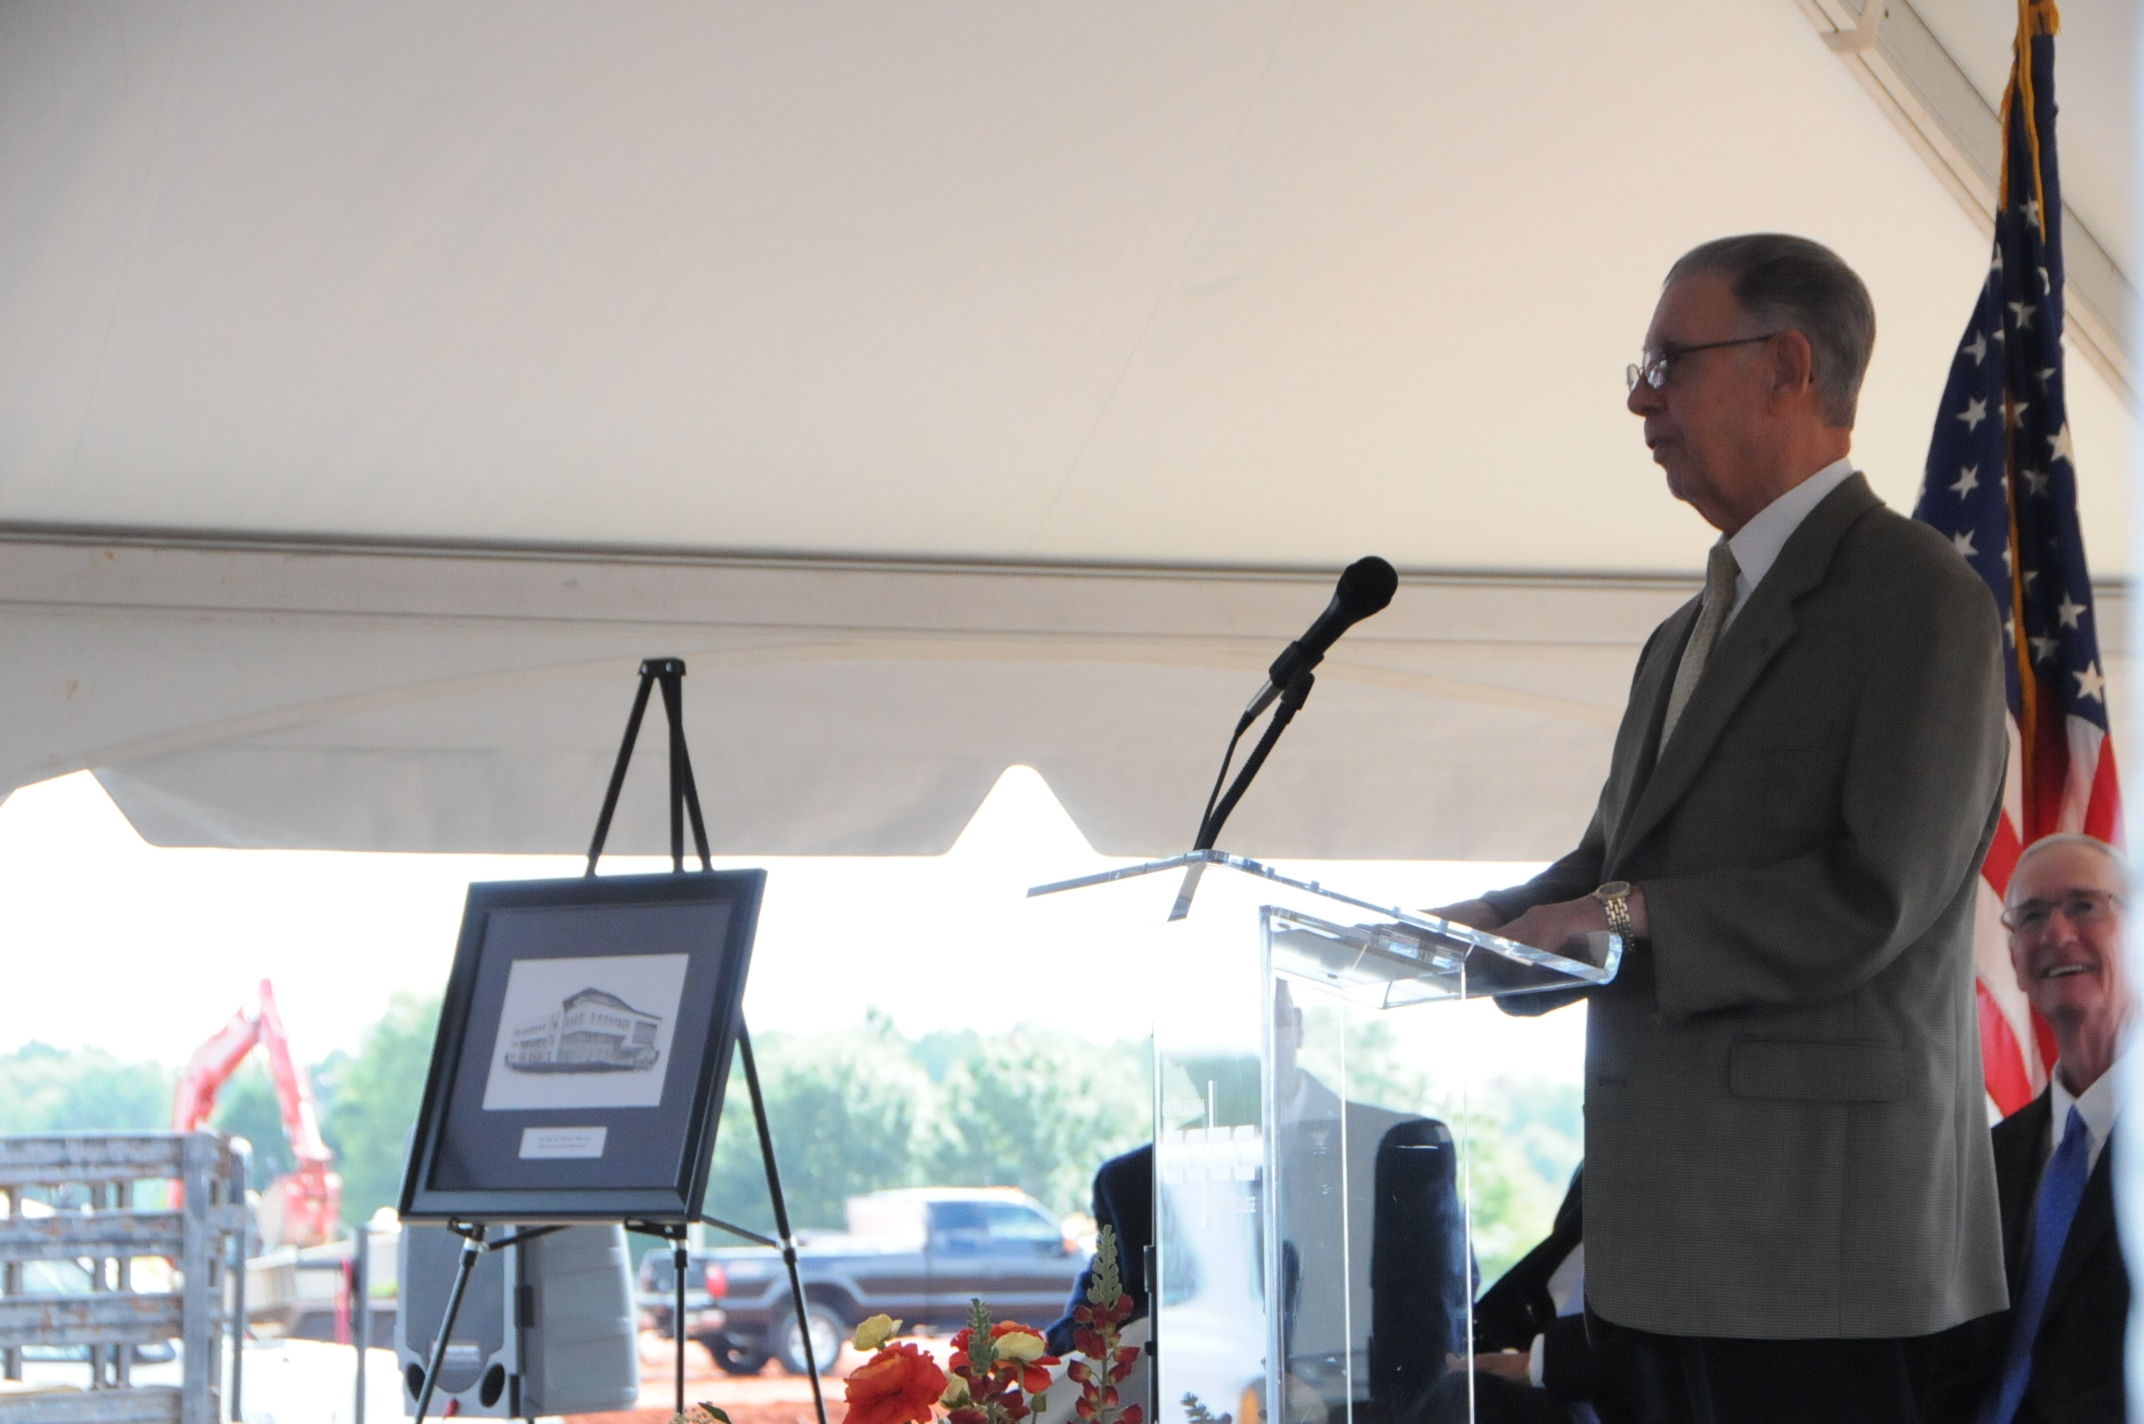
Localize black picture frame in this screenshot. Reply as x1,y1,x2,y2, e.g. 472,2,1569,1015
398,870,763,1224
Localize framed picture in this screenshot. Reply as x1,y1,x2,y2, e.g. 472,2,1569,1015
398,870,764,1224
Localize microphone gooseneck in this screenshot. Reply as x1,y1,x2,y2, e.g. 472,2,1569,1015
1194,555,1398,854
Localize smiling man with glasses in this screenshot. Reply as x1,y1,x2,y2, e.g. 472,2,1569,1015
1935,835,2133,1424
1432,234,2009,1423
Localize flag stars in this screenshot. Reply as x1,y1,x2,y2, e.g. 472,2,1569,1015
2023,198,2042,230
1957,397,1989,431
2038,265,2052,294
2022,568,2041,591
2004,399,2030,429
1950,465,1979,498
2049,422,2075,466
1963,331,1990,365
2023,468,2052,497
2037,367,2058,390
2029,635,2060,664
2009,300,2037,329
2057,594,2088,629
1952,530,1978,559
2075,662,2106,703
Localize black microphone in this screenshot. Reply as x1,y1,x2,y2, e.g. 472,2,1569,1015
1243,556,1399,718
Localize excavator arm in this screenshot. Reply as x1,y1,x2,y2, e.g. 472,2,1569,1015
172,979,342,1245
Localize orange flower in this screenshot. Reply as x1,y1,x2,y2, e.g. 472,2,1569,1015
845,1344,949,1424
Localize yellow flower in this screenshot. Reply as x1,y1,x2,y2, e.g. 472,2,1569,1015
852,1315,903,1352
940,1376,971,1408
993,1329,1046,1363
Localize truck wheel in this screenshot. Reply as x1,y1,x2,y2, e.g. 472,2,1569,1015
695,1332,771,1377
774,1305,844,1376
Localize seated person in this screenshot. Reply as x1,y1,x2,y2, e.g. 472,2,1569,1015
1044,1143,1151,1358
1424,1166,1622,1424
1933,833,2132,1424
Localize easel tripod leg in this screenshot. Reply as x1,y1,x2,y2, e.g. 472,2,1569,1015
411,1224,486,1424
739,1027,828,1424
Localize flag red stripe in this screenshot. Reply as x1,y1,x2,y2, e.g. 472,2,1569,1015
1978,977,2037,1116
1981,810,2023,898
2023,675,2072,840
2084,739,2121,843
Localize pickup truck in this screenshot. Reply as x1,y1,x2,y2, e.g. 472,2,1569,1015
639,1187,1086,1375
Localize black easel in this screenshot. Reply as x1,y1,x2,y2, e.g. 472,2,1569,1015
410,658,830,1424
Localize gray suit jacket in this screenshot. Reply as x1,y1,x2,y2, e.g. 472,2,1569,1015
1483,474,2008,1340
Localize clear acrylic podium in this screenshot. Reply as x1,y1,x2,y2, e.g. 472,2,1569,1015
1027,851,1619,1424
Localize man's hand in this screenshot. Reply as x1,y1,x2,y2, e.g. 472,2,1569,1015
1497,886,1647,963
1445,1349,1532,1383
1427,897,1505,931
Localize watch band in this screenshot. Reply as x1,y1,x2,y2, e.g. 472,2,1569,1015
1593,881,1634,939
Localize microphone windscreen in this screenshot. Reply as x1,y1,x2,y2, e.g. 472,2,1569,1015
1338,556,1399,617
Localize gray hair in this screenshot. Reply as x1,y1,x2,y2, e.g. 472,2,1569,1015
2008,833,2131,903
1665,234,1876,428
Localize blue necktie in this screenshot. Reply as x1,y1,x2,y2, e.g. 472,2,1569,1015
1981,1105,2093,1424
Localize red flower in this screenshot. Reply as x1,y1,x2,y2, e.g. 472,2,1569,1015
845,1344,949,1424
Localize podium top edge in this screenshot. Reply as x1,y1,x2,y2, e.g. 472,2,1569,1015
1025,850,1617,986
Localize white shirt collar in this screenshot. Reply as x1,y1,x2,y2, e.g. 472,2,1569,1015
1720,456,1858,628
2048,1048,2125,1173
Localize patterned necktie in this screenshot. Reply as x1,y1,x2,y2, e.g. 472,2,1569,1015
1980,1106,2093,1424
1659,541,1741,747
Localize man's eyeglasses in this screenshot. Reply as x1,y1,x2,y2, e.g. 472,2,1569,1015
2000,888,2126,935
1626,334,1781,393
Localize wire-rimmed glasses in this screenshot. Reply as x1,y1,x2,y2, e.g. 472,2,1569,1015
2000,888,2126,935
1626,334,1781,392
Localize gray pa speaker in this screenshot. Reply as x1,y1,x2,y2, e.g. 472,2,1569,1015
396,1224,640,1417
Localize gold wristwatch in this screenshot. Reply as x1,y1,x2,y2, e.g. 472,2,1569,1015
1593,881,1634,939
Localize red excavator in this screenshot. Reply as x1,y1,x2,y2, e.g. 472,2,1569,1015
174,979,342,1247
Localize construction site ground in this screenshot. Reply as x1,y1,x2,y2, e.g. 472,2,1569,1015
563,1331,870,1424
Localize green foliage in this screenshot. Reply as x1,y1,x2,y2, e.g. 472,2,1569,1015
700,1025,1148,1232
318,992,441,1227
704,1029,933,1234
1087,1224,1122,1306
928,1034,1149,1217
209,1061,298,1188
0,1042,172,1135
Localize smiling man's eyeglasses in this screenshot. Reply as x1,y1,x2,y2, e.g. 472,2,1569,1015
2000,888,2126,935
1625,334,1781,393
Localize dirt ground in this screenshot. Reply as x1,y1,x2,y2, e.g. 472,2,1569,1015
566,1331,865,1424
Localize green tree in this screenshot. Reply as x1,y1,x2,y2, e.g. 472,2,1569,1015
319,993,441,1226
702,1027,932,1234
928,1033,1149,1216
0,1043,172,1135
208,1060,298,1189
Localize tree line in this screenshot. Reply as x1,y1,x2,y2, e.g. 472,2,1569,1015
0,1003,1577,1280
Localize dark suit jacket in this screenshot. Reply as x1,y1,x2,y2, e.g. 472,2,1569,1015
1482,474,2008,1338
1474,1168,1597,1403
1932,1088,2128,1423
1044,1144,1151,1357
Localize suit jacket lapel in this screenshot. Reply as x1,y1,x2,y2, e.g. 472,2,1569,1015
1607,598,1700,862
1608,475,1882,865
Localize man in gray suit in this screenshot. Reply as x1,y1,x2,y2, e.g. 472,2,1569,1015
1437,234,2008,1423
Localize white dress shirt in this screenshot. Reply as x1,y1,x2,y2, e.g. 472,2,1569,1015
2045,1050,2124,1175
1718,455,1858,630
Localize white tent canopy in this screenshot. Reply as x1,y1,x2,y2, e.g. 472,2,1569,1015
0,1,2134,857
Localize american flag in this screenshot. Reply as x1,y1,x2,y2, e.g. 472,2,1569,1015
1911,0,2118,1116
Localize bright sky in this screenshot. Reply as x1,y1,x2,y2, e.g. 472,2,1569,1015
0,767,1583,1081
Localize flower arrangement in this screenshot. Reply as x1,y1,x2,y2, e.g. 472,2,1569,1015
1064,1227,1142,1424
842,1226,1143,1424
